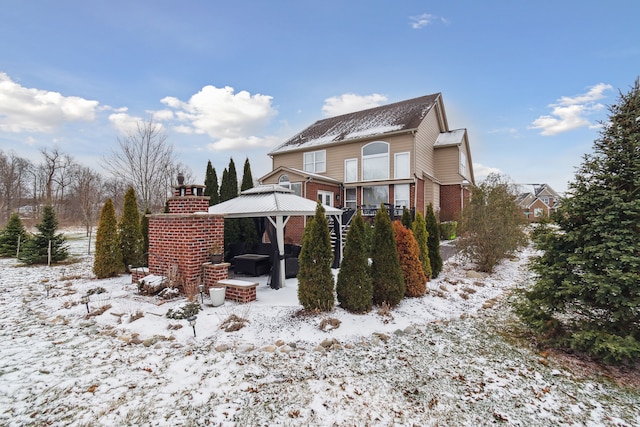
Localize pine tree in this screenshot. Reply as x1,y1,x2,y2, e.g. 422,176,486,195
0,213,29,258
297,201,335,311
140,208,150,266
19,206,68,265
412,211,432,279
336,210,373,312
204,160,219,206
119,187,144,270
94,198,124,278
425,203,442,278
517,79,640,364
393,221,427,297
371,205,405,307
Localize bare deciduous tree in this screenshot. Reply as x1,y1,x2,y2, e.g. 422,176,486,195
70,165,103,236
103,119,186,212
0,151,32,224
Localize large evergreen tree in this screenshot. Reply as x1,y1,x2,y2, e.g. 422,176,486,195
412,211,432,279
94,198,124,278
119,187,144,270
517,79,640,364
204,160,219,206
393,221,427,297
297,201,335,311
0,213,29,258
371,205,405,307
19,206,68,265
425,203,442,278
336,210,373,313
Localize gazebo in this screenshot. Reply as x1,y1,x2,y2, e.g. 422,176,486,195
208,185,343,289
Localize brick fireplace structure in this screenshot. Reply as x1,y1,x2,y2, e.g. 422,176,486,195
132,182,230,293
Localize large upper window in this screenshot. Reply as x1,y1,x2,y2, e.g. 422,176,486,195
362,142,389,180
394,152,410,179
344,158,358,182
304,150,326,173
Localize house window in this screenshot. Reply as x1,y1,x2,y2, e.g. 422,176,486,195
344,188,357,210
394,152,410,179
394,184,410,208
362,185,388,207
278,174,302,196
345,158,358,183
460,150,467,176
362,142,389,180
534,208,543,217
318,190,333,207
304,150,326,173
541,196,550,205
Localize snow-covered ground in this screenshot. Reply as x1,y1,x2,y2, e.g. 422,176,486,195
0,231,638,426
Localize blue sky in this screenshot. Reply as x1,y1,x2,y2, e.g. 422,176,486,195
1,0,639,194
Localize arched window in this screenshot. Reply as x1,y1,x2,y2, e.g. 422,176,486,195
362,141,389,180
278,174,290,188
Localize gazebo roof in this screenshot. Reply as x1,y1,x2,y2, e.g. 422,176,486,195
207,184,343,218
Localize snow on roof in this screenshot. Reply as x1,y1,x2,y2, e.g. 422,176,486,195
434,129,466,147
208,184,342,218
270,93,440,154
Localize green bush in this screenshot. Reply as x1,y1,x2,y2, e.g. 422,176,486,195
425,204,442,278
371,205,404,307
19,206,68,265
94,199,124,278
336,211,372,313
439,221,457,240
0,213,29,258
412,211,432,279
297,201,335,311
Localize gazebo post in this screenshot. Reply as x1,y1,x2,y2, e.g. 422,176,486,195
276,215,286,288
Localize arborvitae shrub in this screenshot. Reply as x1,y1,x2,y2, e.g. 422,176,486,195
393,221,427,297
204,160,219,206
0,213,29,258
336,211,372,313
297,201,335,311
140,208,150,266
425,203,442,278
19,205,68,265
371,205,404,307
401,208,413,229
94,199,124,278
119,187,143,270
412,211,432,279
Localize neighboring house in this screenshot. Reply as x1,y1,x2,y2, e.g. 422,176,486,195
259,93,475,242
516,184,561,222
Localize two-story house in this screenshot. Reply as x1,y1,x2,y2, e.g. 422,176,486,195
259,93,475,242
516,183,561,222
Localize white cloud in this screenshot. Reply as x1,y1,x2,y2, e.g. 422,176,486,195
0,72,99,133
207,135,282,151
530,83,612,136
409,13,449,29
108,111,143,135
156,85,277,150
321,93,388,117
473,163,502,182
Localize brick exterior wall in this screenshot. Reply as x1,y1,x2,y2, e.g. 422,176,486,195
415,179,425,216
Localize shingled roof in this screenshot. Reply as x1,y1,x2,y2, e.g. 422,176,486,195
270,93,441,154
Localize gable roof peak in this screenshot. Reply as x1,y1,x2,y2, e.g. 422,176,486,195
270,93,441,154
